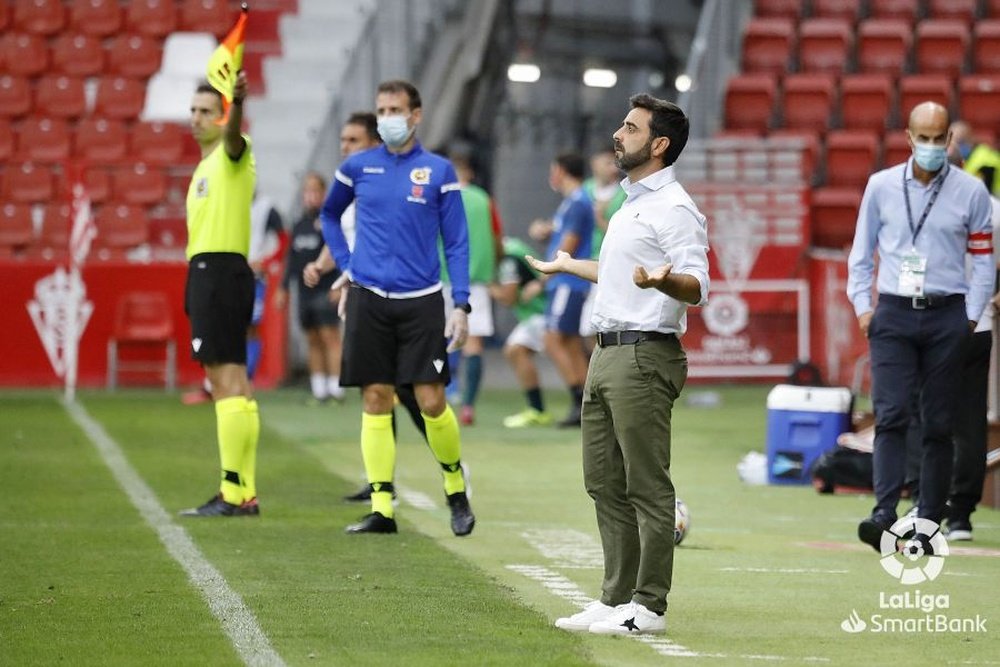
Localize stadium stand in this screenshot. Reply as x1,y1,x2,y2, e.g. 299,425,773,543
974,20,1000,73
0,31,49,76
125,0,178,38
798,18,853,74
179,0,234,38
130,121,188,165
106,291,176,390
17,117,72,162
753,0,803,21
782,73,837,132
825,130,880,188
0,202,34,257
70,0,124,37
35,74,87,119
840,74,894,131
0,75,31,117
927,0,978,23
3,163,55,203
51,33,106,77
0,117,12,161
916,20,970,77
75,118,129,161
13,0,66,36
94,76,147,120
958,75,1000,137
869,0,920,25
112,164,168,207
741,17,796,75
108,33,164,79
724,73,776,132
811,0,862,23
810,187,864,249
856,19,912,77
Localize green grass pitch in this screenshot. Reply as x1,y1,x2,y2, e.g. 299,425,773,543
1,386,997,666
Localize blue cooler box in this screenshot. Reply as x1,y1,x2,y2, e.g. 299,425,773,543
766,384,852,485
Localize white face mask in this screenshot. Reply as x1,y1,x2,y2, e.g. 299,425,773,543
376,114,413,147
911,140,947,172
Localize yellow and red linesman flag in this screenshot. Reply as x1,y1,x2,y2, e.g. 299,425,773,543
206,3,248,125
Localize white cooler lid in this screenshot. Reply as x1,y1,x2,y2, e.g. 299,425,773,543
766,384,852,413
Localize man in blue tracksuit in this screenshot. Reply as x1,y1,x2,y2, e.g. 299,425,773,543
320,79,475,537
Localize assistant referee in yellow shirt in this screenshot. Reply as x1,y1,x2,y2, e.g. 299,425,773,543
179,70,261,517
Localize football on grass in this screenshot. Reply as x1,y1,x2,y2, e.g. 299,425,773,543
674,498,690,545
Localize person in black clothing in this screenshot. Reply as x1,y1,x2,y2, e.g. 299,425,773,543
274,172,345,404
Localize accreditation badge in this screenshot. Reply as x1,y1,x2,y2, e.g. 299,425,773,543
897,250,928,296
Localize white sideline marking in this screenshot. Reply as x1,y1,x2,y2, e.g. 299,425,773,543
397,487,437,510
506,565,697,656
64,399,285,667
520,528,603,569
719,567,849,575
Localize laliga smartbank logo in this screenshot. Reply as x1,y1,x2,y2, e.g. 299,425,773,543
840,517,987,634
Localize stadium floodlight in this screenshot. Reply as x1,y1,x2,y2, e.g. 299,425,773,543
582,68,617,88
675,74,693,93
507,63,541,83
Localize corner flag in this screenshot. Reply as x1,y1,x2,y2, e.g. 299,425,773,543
206,3,248,125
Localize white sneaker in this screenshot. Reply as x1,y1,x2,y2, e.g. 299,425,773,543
554,601,615,632
588,601,666,635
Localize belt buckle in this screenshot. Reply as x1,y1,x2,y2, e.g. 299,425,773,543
911,296,928,310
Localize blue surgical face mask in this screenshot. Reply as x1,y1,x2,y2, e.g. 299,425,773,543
912,141,947,172
377,114,412,147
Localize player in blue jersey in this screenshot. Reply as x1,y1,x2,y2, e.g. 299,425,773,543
320,80,475,536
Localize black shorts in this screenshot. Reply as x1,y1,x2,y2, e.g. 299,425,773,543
185,252,254,365
341,285,449,388
298,288,340,330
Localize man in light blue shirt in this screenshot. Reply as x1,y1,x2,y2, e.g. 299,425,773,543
847,101,994,551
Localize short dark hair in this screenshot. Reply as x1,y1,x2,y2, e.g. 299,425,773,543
194,80,223,112
629,93,689,166
345,111,380,142
554,152,586,180
377,79,422,110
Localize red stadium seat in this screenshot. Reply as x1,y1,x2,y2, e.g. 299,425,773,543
811,187,863,249
741,18,796,74
724,74,776,131
35,75,87,119
769,128,822,182
130,121,186,164
840,74,895,130
882,131,912,167
990,0,1000,18
857,19,912,77
869,0,920,24
113,164,168,205
927,0,978,23
17,117,71,162
51,33,106,77
94,203,149,250
75,118,128,161
82,167,112,204
973,20,1000,72
126,0,178,38
3,163,55,203
0,75,32,118
958,75,1000,136
94,77,146,121
0,32,49,77
13,0,66,36
825,130,880,187
811,0,861,22
0,2,8,31
106,291,176,389
754,0,803,20
899,74,955,119
39,202,71,248
798,18,854,74
70,0,123,37
180,0,235,38
781,74,836,132
0,118,13,161
916,20,969,77
108,33,164,79
0,203,35,254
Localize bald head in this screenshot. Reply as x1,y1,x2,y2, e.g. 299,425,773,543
907,101,952,174
908,102,950,137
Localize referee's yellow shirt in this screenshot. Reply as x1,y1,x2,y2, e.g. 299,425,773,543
185,135,256,259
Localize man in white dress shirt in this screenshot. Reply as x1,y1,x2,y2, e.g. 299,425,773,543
528,93,709,636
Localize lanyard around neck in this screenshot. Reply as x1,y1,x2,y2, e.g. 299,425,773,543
902,163,949,246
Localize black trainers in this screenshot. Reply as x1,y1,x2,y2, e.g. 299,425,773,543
343,483,398,503
857,514,894,552
345,511,398,534
947,517,973,542
179,494,252,517
446,491,475,536
557,408,582,428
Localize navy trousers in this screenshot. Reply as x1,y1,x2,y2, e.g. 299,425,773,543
868,296,969,524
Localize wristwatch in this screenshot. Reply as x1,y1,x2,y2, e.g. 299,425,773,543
455,302,472,314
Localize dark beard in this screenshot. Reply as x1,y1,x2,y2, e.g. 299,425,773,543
615,137,653,171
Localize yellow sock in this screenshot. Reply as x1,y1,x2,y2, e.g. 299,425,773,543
216,396,251,505
422,406,465,495
361,412,395,518
242,398,260,502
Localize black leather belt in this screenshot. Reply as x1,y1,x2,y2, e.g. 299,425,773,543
879,293,964,310
596,330,676,347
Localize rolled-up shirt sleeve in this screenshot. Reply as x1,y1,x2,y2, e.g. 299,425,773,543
658,204,710,306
